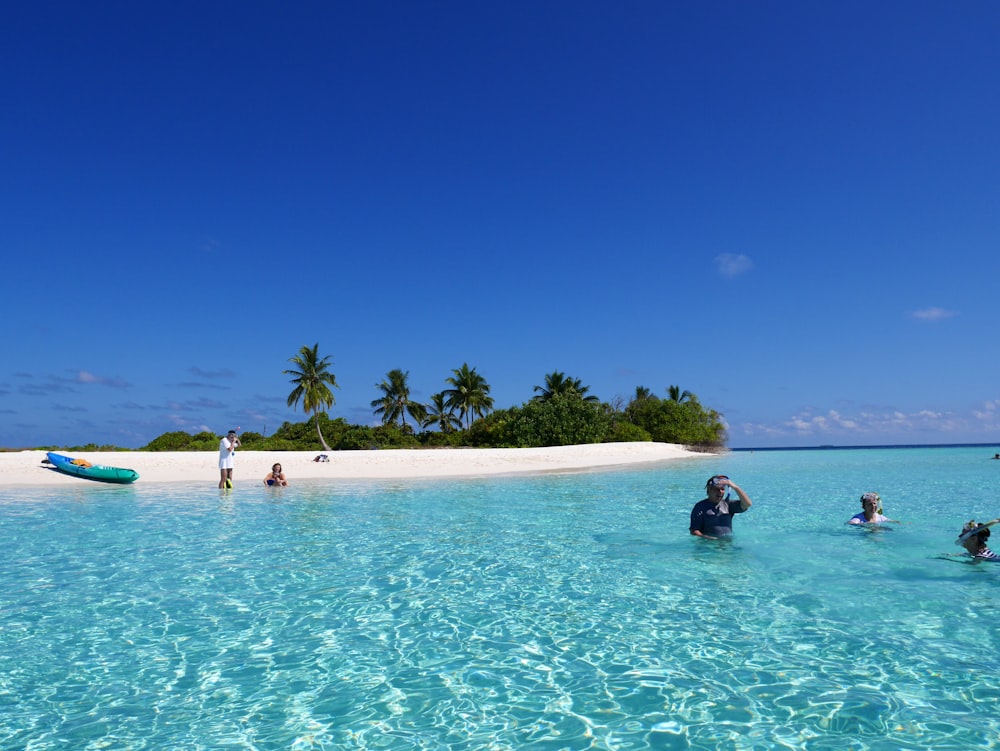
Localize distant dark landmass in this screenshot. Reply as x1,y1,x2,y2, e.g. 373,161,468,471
731,442,1000,452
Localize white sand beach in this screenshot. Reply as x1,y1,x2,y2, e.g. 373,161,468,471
4,443,710,487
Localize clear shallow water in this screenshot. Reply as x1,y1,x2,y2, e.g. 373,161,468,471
1,447,998,750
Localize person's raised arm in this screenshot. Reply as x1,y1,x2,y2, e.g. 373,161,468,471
726,480,752,511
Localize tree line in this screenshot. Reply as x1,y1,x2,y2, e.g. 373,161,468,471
143,343,726,451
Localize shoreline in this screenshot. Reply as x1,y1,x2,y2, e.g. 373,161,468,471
4,443,711,487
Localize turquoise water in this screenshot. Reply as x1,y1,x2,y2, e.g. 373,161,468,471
2,447,998,750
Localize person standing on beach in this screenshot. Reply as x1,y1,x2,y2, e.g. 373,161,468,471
218,429,240,488
690,475,752,538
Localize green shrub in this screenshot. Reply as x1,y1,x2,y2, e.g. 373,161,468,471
508,394,611,447
257,438,301,451
465,408,517,447
607,421,651,443
419,430,465,447
238,431,264,447
372,424,421,449
332,424,375,450
144,431,197,451
71,443,124,452
624,396,725,447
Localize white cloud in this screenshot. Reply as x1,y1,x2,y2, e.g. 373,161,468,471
974,400,998,414
911,307,957,321
733,397,1000,446
973,400,1000,424
714,253,753,278
739,422,786,436
742,404,982,443
72,370,132,388
828,410,858,429
784,409,861,434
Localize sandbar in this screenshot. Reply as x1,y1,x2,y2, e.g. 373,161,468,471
3,443,710,487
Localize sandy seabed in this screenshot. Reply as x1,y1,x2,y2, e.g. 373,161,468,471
4,443,710,488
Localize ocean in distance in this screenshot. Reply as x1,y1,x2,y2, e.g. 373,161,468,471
732,441,1000,452
2,445,998,750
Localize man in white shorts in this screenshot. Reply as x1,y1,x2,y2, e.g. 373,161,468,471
219,429,240,488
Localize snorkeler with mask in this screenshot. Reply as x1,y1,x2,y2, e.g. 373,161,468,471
956,520,1000,561
847,492,899,525
689,475,753,539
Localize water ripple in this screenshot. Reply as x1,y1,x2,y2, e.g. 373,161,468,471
2,453,999,749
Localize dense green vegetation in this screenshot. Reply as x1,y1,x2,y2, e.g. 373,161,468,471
41,346,727,452
139,359,727,451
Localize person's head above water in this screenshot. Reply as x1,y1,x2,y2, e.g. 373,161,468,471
860,492,882,513
958,520,992,555
706,475,729,499
960,519,990,541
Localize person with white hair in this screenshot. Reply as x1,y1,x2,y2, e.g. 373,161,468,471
847,492,897,525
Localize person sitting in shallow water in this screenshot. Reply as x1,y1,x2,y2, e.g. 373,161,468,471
847,492,898,525
958,520,999,561
263,463,288,487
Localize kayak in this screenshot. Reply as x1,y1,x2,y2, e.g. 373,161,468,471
44,452,140,484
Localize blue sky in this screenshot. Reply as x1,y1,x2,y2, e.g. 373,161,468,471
2,1,998,449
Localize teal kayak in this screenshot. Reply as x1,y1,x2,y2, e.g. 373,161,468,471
45,452,140,484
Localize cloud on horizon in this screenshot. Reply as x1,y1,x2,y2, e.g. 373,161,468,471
737,401,997,441
973,400,1000,422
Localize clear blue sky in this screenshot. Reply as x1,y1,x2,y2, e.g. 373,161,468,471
2,1,998,449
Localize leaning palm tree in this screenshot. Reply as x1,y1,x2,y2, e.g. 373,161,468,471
284,343,340,451
533,371,599,402
667,385,694,403
422,391,462,433
371,369,426,432
443,363,494,429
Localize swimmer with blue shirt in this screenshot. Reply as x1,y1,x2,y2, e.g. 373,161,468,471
689,475,752,539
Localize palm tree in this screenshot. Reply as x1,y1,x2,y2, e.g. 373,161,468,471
371,369,426,432
633,386,654,402
667,385,694,403
443,363,494,429
422,391,462,433
284,343,340,450
533,370,599,402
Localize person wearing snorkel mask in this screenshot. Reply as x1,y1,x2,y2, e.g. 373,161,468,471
218,429,240,489
847,492,897,525
690,475,752,539
958,521,1000,561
